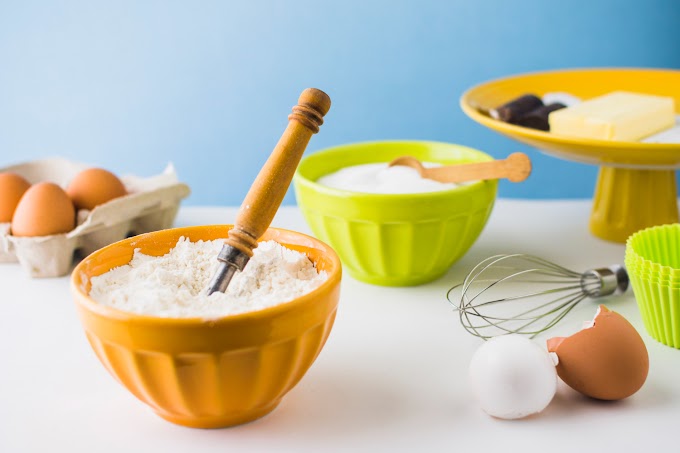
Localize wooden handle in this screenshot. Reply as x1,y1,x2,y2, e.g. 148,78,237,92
226,88,331,256
424,152,532,183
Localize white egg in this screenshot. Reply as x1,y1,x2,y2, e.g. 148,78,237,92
469,335,558,420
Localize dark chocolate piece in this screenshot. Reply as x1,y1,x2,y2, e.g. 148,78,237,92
490,94,543,123
516,103,567,131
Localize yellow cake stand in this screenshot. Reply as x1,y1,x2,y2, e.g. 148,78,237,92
461,68,680,243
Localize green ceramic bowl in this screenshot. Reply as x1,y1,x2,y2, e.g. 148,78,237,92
293,141,498,286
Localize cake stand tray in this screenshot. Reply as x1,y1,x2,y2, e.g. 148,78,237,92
461,68,680,243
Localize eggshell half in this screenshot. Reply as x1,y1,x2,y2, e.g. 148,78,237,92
0,172,31,222
66,168,127,211
11,182,76,237
547,305,649,400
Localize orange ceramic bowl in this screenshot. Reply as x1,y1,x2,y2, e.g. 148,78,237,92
71,225,341,428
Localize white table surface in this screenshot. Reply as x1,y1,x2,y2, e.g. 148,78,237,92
1,200,678,453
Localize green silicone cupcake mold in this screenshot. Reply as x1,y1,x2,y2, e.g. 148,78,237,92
626,224,680,348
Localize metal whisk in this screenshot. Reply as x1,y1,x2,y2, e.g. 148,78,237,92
446,254,629,340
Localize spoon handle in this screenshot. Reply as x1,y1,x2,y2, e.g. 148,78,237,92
227,88,331,256
207,88,331,295
424,152,531,184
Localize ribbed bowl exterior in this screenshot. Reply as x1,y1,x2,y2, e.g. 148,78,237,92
626,224,680,349
626,272,680,349
300,206,493,286
294,141,498,286
71,225,342,428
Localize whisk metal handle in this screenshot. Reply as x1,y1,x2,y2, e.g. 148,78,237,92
581,265,629,298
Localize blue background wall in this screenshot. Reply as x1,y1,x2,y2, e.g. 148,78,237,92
1,0,679,205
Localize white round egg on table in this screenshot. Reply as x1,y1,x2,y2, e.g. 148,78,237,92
468,335,558,420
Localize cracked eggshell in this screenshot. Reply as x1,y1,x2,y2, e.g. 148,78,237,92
547,305,649,401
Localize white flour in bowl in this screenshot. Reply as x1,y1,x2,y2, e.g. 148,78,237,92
88,238,328,318
316,162,459,194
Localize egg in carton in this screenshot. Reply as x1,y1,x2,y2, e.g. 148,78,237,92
0,158,191,277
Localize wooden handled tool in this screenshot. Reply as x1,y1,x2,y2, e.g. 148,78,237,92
388,152,531,184
207,88,331,295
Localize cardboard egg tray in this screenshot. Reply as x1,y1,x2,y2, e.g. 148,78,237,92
0,158,191,278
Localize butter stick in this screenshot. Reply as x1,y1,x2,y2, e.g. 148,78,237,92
548,91,675,141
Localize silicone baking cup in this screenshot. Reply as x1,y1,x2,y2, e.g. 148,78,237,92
625,224,680,348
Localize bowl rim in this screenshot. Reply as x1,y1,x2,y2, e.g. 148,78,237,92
626,223,680,272
70,225,342,326
294,139,498,199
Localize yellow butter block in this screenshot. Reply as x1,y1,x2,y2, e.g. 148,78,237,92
548,91,676,141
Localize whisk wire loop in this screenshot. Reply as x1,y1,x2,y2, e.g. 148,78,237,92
448,254,629,340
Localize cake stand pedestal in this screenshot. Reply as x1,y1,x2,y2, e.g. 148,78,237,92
591,167,678,242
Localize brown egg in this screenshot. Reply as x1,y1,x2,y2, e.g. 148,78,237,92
66,168,127,211
0,172,32,223
11,182,76,237
547,305,649,401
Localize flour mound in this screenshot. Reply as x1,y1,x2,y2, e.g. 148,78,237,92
89,238,328,318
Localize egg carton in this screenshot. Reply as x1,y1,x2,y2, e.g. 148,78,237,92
0,158,191,278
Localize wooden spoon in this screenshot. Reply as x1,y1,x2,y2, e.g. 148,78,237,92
207,88,331,295
388,152,531,184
